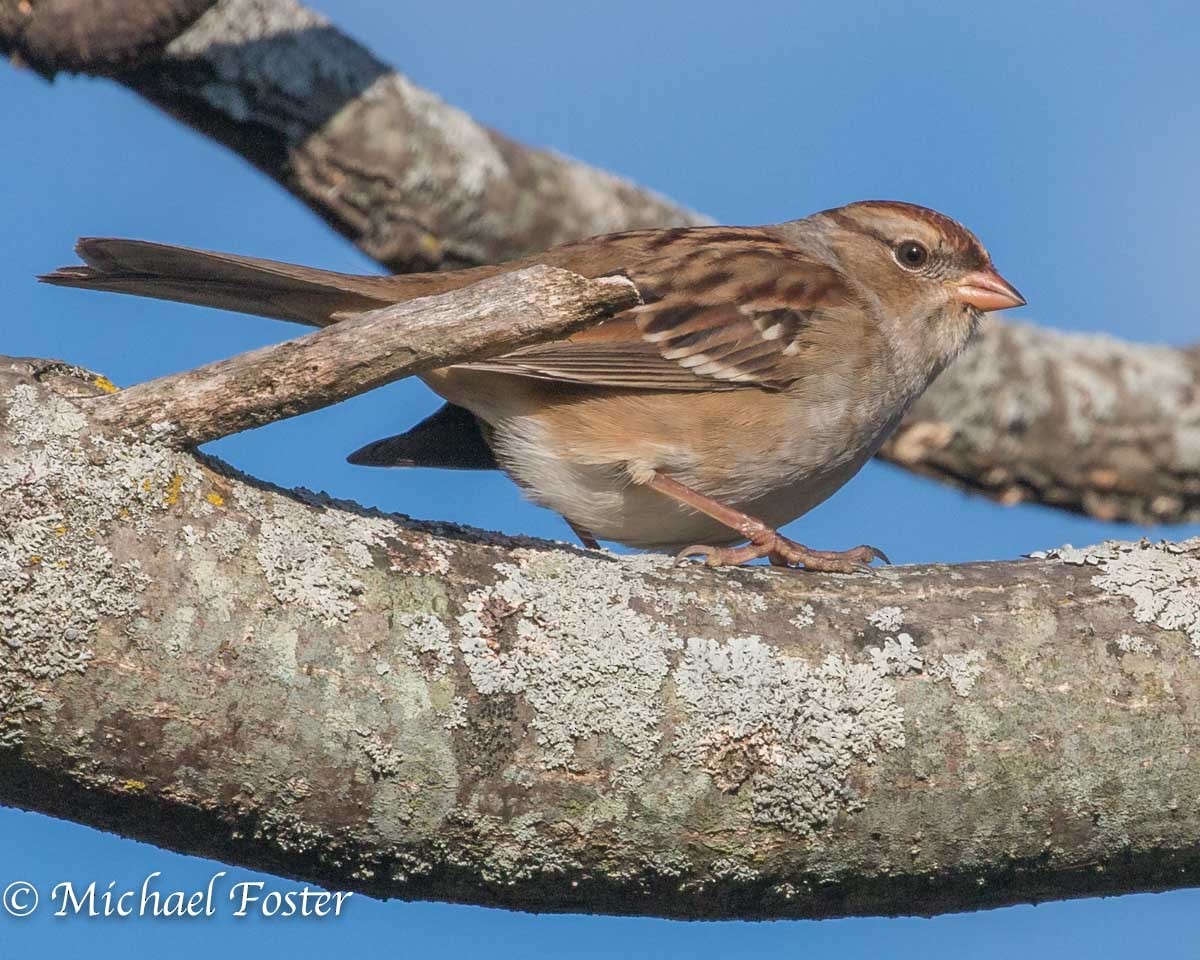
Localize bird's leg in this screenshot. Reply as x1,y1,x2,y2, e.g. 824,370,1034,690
564,518,600,550
644,472,889,572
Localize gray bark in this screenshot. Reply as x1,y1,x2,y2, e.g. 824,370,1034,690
2,0,1197,526
4,354,1200,919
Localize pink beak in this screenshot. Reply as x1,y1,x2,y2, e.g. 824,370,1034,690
954,269,1025,312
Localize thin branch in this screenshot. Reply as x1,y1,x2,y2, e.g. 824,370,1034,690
3,356,1200,919
86,267,638,447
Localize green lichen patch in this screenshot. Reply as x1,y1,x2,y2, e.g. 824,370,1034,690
0,373,457,748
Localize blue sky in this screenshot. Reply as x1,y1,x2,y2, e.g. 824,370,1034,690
2,0,1199,954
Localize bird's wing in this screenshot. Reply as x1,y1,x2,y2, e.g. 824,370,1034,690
461,228,865,392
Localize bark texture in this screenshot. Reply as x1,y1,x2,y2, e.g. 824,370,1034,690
881,320,1200,525
0,0,216,75
87,266,638,446
4,355,1200,919
3,0,1198,526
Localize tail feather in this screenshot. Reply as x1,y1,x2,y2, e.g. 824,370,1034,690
39,238,462,328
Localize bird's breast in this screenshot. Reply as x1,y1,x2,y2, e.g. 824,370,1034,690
467,382,908,550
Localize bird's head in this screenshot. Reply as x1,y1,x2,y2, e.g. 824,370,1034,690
812,199,1024,372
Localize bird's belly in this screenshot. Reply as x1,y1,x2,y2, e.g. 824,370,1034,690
486,401,888,552
423,370,904,552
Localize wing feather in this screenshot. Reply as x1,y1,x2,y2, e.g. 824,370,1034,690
458,230,862,392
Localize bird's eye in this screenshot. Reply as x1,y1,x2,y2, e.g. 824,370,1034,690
894,240,929,270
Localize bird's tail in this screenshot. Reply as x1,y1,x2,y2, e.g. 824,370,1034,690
39,237,463,327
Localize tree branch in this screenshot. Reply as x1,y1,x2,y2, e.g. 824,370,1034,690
0,0,216,76
880,319,1200,524
4,355,1200,919
86,266,638,446
3,0,1197,525
5,0,1200,923
1,0,708,273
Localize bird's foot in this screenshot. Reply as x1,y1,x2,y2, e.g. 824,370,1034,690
675,531,889,572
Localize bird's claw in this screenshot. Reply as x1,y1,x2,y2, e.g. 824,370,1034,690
674,535,890,572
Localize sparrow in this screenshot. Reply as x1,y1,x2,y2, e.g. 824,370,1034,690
40,200,1023,572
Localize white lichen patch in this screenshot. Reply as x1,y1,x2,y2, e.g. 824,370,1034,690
929,650,986,697
457,550,682,781
1116,633,1157,655
868,606,905,632
389,612,454,676
789,603,816,630
0,384,190,742
355,727,404,778
388,535,452,576
238,486,398,623
2,385,206,533
1048,538,1200,655
868,633,924,676
672,635,906,833
207,516,250,559
440,695,468,730
4,384,88,442
460,811,580,885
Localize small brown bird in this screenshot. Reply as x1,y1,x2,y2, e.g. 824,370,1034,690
42,201,1023,571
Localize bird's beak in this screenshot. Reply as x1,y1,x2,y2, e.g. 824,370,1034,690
953,269,1025,312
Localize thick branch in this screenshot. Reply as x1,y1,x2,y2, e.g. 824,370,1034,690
87,266,638,446
3,356,1200,919
3,0,1197,525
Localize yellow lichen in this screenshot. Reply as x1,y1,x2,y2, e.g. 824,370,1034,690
53,524,68,537
92,375,119,395
122,779,147,793
164,472,184,507
207,492,225,507
419,233,443,258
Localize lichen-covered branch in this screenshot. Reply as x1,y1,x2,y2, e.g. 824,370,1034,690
4,354,1200,919
86,266,638,446
3,0,1198,525
880,319,1200,525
